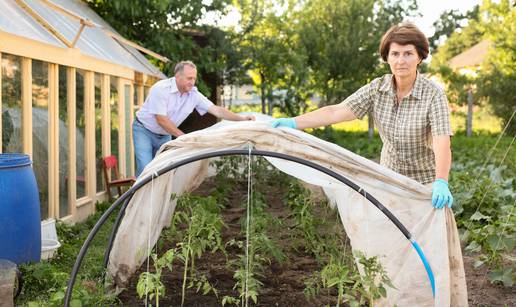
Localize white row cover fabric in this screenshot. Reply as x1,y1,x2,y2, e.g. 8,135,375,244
107,114,468,306
0,0,165,78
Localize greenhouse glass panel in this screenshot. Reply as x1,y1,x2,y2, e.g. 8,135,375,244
76,69,86,199
1,53,23,154
124,84,132,176
95,73,104,193
144,86,150,101
32,60,49,220
110,76,119,160
58,66,69,218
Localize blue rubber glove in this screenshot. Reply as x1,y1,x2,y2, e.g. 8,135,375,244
271,118,297,129
432,179,453,209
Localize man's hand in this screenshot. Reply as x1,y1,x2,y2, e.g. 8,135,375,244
271,118,297,129
156,114,185,137
432,179,453,209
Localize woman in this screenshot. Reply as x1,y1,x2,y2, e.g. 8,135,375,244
272,22,453,209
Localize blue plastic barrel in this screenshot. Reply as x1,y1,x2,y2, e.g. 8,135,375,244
0,153,41,264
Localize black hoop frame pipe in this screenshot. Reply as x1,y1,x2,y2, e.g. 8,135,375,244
64,149,432,306
101,197,131,269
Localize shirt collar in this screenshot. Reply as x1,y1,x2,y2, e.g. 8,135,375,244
170,77,179,93
379,71,423,100
411,72,424,100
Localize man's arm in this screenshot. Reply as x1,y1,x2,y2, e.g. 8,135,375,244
155,115,185,137
433,135,452,180
207,105,255,121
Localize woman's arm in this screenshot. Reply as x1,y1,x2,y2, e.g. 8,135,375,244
433,135,452,180
294,104,357,129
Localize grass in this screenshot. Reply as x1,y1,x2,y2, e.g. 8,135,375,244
17,201,119,306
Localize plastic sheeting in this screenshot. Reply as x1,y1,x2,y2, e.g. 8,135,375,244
107,115,468,306
0,0,164,78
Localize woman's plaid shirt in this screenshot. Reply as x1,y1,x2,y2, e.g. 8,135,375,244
339,73,452,184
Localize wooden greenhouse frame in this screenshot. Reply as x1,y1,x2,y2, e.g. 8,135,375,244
0,0,165,223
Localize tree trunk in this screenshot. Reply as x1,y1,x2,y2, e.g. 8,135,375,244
260,71,266,114
267,85,273,115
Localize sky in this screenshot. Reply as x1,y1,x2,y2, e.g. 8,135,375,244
411,0,483,37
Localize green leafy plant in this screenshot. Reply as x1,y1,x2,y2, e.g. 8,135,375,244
174,195,225,306
354,251,395,306
137,248,177,306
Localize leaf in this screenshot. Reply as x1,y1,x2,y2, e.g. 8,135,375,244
470,211,491,221
473,259,485,268
465,241,481,253
489,167,504,183
487,235,505,251
250,292,258,304
70,300,83,307
502,254,516,262
349,300,360,307
488,268,514,287
379,285,387,297
50,290,65,302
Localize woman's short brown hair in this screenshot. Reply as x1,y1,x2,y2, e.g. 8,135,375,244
379,22,429,61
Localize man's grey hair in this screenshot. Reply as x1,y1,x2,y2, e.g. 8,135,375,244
174,61,196,74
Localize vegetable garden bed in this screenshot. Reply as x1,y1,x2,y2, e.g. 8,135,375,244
119,157,393,306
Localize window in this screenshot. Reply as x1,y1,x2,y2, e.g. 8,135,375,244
32,60,49,219
95,73,104,193
110,76,119,160
124,84,132,176
1,53,22,153
76,69,86,199
58,66,69,217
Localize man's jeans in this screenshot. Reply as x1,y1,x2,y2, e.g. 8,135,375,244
133,121,172,177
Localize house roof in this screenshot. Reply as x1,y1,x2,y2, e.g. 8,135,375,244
448,40,492,70
0,0,166,78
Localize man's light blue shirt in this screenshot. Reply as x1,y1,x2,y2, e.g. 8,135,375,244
136,77,214,135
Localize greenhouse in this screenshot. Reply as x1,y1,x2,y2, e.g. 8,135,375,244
0,0,166,222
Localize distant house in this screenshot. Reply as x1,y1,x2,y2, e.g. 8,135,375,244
222,84,261,107
449,40,492,73
448,39,492,135
0,0,166,222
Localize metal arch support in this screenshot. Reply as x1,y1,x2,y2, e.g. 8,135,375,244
64,149,435,306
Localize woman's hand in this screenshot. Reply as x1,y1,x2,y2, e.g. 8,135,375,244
432,179,453,209
271,118,297,129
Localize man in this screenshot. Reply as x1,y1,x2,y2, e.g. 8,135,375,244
133,60,255,176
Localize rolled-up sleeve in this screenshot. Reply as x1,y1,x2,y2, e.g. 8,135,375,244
194,92,214,115
338,82,376,119
429,89,453,136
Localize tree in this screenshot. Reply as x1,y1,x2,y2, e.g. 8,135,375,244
429,0,515,134
86,0,237,97
476,0,516,134
233,0,313,115
428,6,480,53
296,0,418,106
